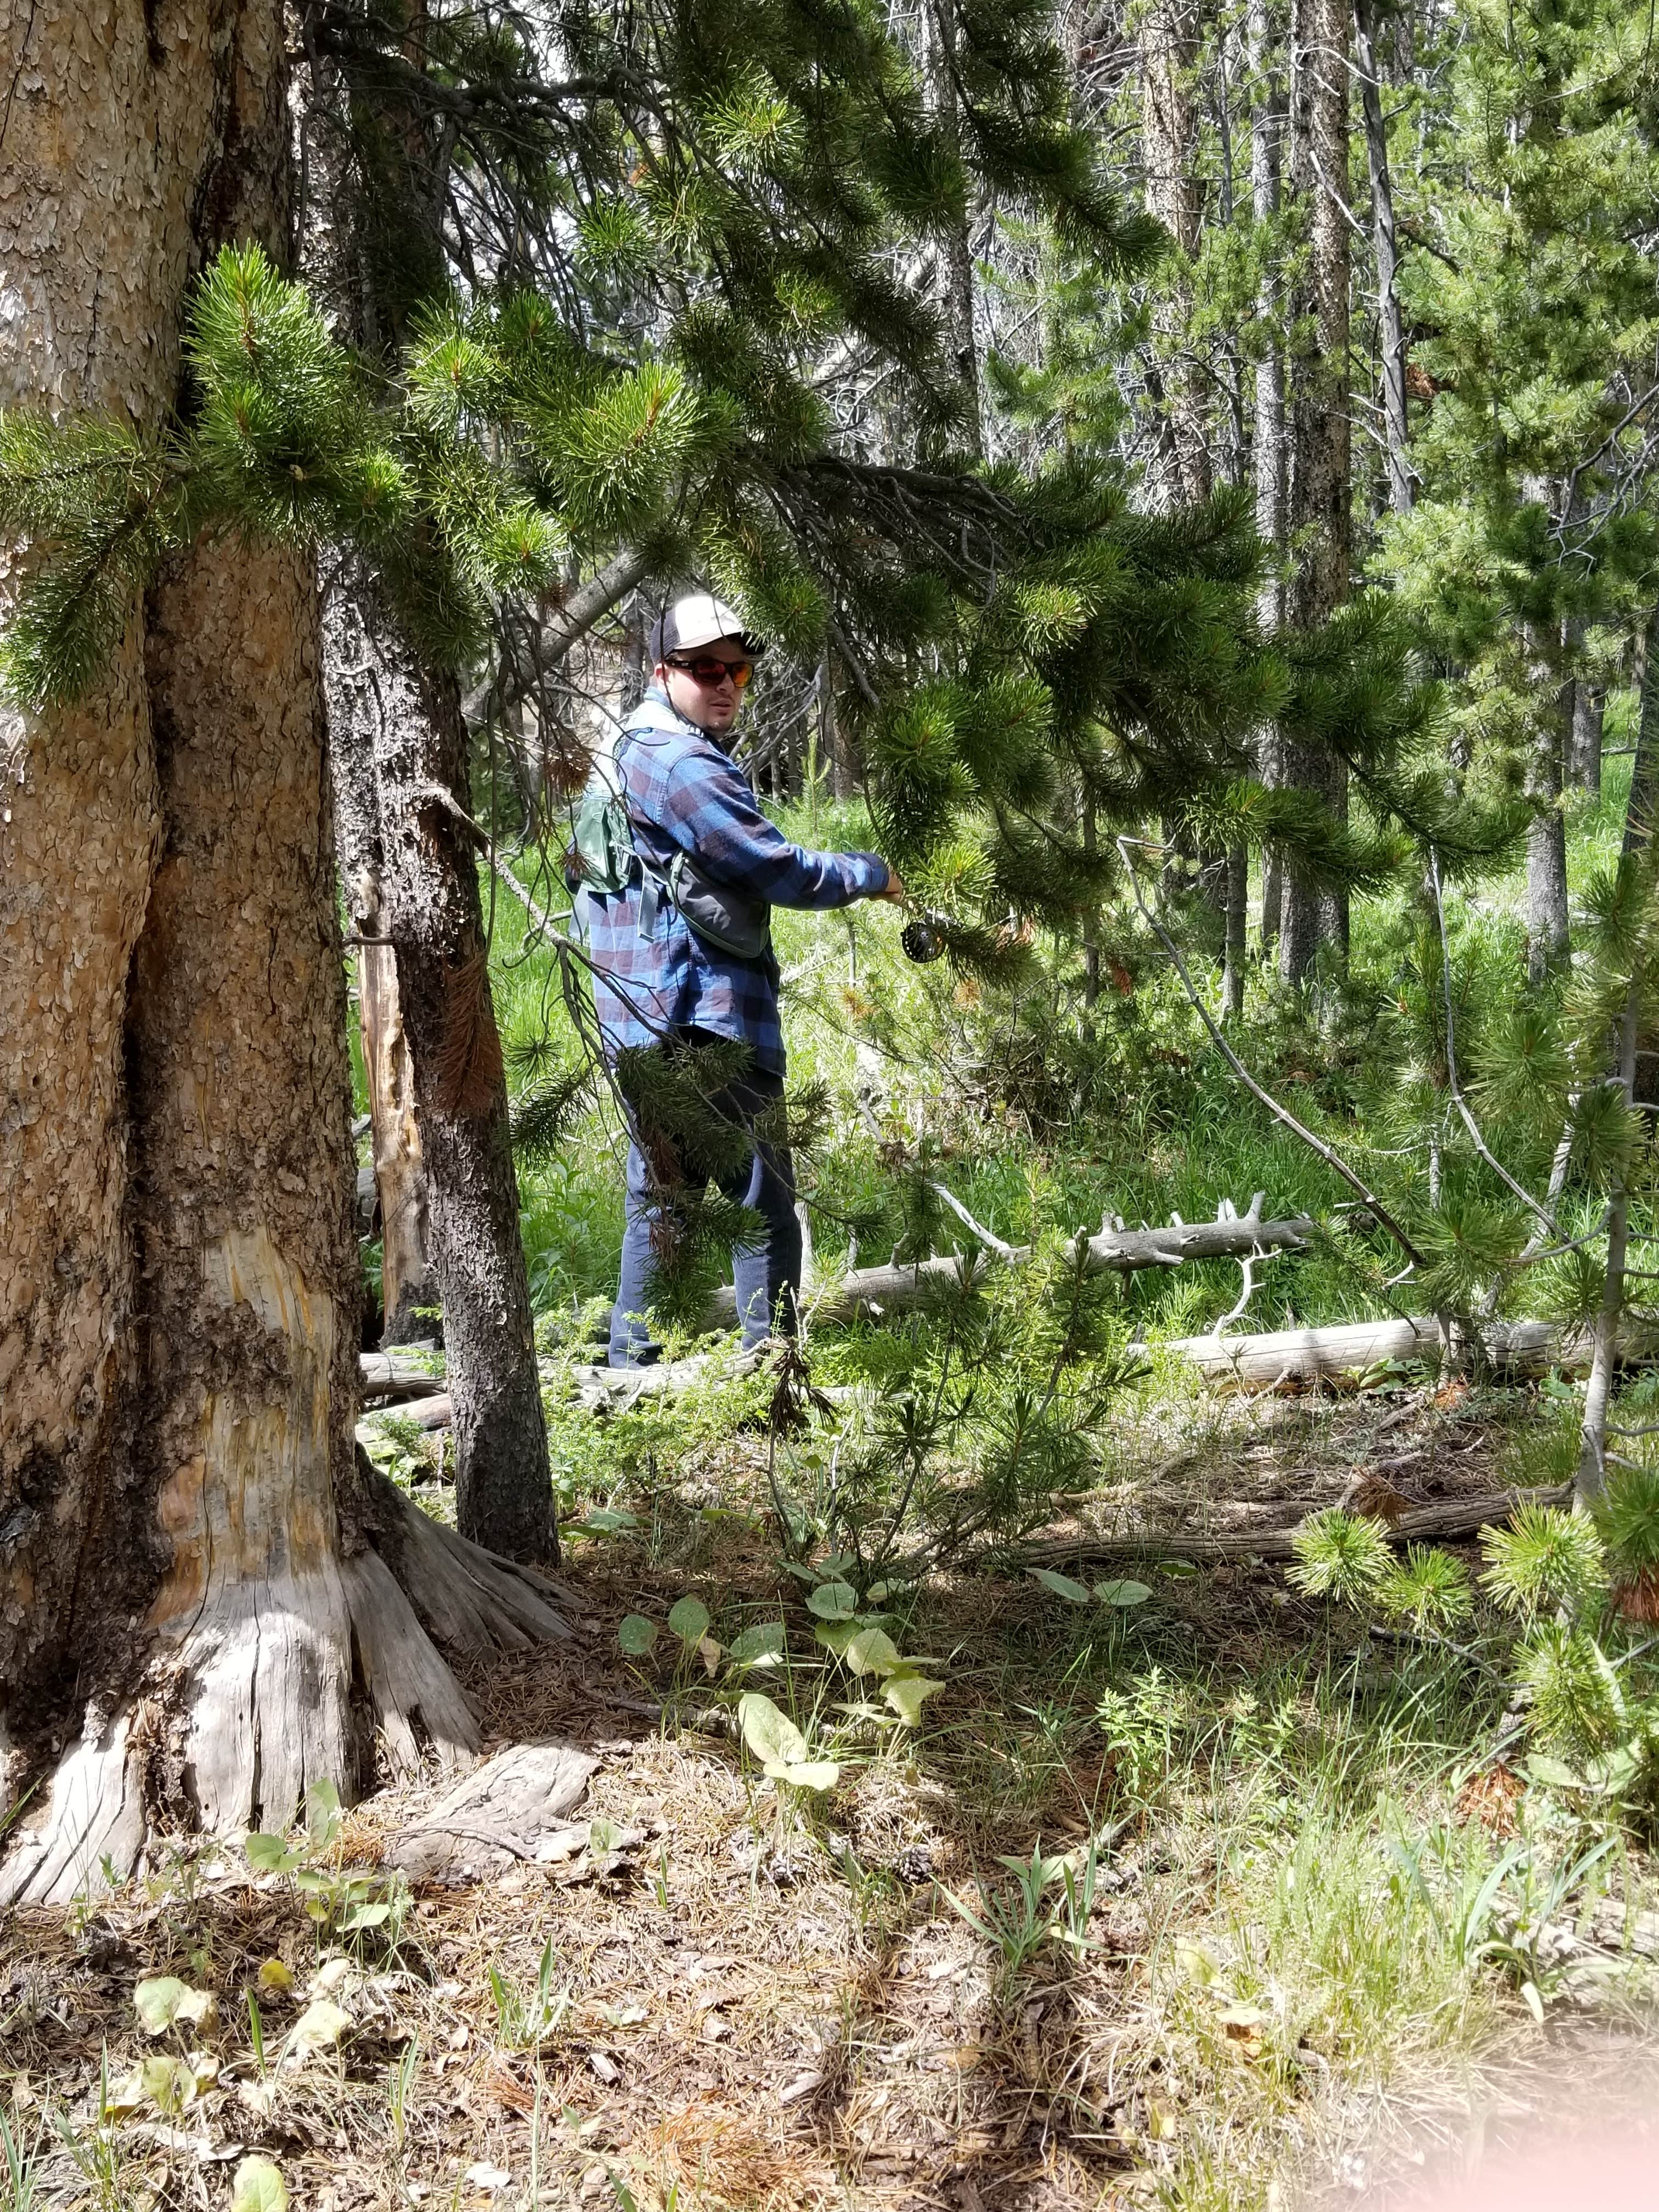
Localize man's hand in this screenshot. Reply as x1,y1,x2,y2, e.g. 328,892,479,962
878,862,906,903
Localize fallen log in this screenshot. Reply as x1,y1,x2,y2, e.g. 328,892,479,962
360,1350,446,1402
1152,1316,1631,1387
706,1195,1316,1333
1020,1483,1572,1568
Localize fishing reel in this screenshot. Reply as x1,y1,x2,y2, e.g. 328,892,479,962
900,908,953,964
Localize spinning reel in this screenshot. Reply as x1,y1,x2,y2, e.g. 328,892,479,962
899,908,953,964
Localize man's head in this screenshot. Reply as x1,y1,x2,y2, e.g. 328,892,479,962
650,593,764,737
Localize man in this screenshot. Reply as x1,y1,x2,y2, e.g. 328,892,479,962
582,592,904,1367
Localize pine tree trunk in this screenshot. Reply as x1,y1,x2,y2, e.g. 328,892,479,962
325,558,556,1564
1141,0,1211,505
1570,682,1604,795
1525,661,1571,984
929,0,982,456
0,0,241,1758
329,655,435,1347
1251,0,1288,956
1353,0,1410,514
1,0,566,1907
1279,0,1351,982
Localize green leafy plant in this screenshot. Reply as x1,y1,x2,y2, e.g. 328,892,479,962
488,1936,570,2052
737,1692,840,1791
244,1780,409,1949
1480,1503,1607,1622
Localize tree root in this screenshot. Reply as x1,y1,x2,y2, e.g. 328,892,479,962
0,1462,570,1910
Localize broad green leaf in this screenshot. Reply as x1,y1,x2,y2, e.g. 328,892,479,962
866,1582,890,1603
134,1977,192,2035
341,1901,392,1931
257,1959,295,1993
617,1613,659,1656
244,1832,296,1874
565,1508,640,1537
306,1779,343,1846
807,1580,857,1620
814,1620,861,1658
1027,1567,1092,1605
1094,1579,1152,1607
287,1997,353,2062
141,2055,191,2114
844,1627,902,1677
135,1977,216,2035
1525,1753,1584,1790
777,1759,840,1791
667,1596,711,1644
884,1675,944,1726
727,1621,786,1666
231,2156,289,2212
737,1691,808,1771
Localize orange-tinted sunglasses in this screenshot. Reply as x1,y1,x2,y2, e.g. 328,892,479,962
666,654,753,689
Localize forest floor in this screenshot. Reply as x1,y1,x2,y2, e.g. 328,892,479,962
6,1370,1658,2212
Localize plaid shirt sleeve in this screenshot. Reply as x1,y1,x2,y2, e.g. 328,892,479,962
658,743,889,907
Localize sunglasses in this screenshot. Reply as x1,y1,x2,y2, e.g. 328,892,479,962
665,654,753,689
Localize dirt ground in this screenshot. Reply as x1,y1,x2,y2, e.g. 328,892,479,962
0,1380,1619,2212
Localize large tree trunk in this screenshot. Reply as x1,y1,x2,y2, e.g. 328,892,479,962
1140,0,1211,506
325,559,556,1564
1278,0,1351,983
1,0,565,1909
0,0,240,1761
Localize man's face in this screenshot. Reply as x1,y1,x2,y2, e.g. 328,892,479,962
658,637,754,736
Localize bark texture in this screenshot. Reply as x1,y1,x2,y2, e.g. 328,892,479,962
1278,0,1351,982
1251,0,1288,956
1353,0,1410,514
325,561,556,1563
1,0,565,1907
0,0,245,1720
1140,0,1211,505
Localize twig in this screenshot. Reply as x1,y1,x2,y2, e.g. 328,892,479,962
927,1180,1019,1261
1119,839,1425,1265
1428,849,1559,1235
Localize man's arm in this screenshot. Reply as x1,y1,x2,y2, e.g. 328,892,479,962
659,747,895,909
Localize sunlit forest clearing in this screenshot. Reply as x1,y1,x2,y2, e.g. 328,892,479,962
9,0,1659,2202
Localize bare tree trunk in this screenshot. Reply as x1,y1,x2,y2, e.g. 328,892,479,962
1353,0,1410,514
1251,0,1288,958
328,558,556,1564
929,0,983,455
1141,0,1211,505
1525,658,1571,984
1570,681,1604,795
329,651,435,1347
1278,0,1351,981
1221,845,1249,1018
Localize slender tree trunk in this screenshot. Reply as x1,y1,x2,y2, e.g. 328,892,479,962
1525,656,1571,984
1141,0,1211,505
1279,0,1351,981
1221,845,1249,1018
1353,0,1410,514
1570,681,1604,795
1251,0,1288,957
329,651,436,1346
929,0,982,455
326,558,556,1563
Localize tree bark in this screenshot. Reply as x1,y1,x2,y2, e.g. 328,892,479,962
1525,666,1571,984
1569,681,1604,795
1353,0,1410,514
1251,0,1288,955
0,0,240,1747
329,636,435,1347
1278,0,1351,981
326,558,556,1563
1,0,565,1908
1141,0,1211,505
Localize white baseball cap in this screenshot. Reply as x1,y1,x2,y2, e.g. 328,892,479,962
649,592,766,661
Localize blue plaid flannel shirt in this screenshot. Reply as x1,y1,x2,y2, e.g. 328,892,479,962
582,687,889,1075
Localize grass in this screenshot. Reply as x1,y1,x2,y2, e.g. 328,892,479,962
7,1373,1657,2211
